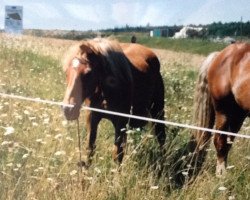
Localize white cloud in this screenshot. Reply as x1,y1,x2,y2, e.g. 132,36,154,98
0,7,4,29
183,0,248,25
140,6,168,26
25,2,63,19
63,3,104,23
111,2,143,26
112,2,172,27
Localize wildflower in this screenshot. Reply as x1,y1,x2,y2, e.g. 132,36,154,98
54,133,63,140
15,115,22,120
1,141,12,146
94,167,101,174
70,170,77,176
47,178,54,182
135,128,141,132
150,186,159,190
218,186,227,191
38,167,44,171
6,163,13,167
4,127,15,136
62,120,68,127
132,150,137,154
43,118,50,124
66,136,73,141
84,176,93,181
127,139,134,144
110,168,118,173
36,139,44,143
126,130,135,134
54,151,66,156
32,122,38,127
24,110,30,115
182,171,189,176
22,154,29,159
226,165,235,169
146,134,154,139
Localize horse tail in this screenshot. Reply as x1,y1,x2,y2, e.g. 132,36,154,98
188,52,219,165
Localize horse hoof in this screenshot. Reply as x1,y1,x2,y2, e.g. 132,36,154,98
216,161,226,178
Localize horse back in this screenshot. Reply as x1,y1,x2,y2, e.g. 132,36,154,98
120,43,160,73
208,43,250,100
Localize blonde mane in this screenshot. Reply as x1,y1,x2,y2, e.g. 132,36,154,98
62,38,123,72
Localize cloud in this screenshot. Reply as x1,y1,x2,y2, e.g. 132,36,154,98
63,3,105,23
111,2,142,26
140,6,169,26
25,2,63,19
183,0,248,25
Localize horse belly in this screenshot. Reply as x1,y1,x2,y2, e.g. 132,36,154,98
232,75,250,111
130,71,155,127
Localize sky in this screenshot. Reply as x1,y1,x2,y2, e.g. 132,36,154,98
0,0,250,31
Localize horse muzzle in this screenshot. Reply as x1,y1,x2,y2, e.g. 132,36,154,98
61,104,80,121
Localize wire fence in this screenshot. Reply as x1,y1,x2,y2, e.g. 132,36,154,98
0,92,250,139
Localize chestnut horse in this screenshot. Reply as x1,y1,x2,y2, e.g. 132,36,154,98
62,38,165,166
192,42,250,176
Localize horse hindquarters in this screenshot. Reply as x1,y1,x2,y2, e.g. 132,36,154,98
150,72,166,146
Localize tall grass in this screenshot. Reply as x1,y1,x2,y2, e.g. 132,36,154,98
0,34,249,200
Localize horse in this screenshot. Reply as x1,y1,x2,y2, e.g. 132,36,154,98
192,42,250,177
62,38,166,166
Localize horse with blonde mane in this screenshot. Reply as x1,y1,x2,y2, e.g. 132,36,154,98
62,38,165,166
192,42,250,176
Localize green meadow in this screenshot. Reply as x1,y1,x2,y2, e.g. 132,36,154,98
0,34,249,200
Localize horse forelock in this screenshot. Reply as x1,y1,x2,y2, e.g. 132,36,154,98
62,38,125,72
87,39,131,78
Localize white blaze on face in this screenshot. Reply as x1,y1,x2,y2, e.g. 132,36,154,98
62,59,83,120
72,58,80,68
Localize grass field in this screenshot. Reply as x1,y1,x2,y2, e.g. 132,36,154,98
0,33,249,200
113,33,227,55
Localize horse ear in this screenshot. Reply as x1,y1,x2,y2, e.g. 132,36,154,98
79,44,93,54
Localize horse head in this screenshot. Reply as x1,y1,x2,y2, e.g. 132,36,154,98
62,42,103,120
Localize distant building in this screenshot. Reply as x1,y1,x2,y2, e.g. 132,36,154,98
173,26,204,39
5,6,23,34
150,29,169,37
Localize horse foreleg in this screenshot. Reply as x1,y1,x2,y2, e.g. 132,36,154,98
151,110,166,147
214,111,245,177
150,74,166,147
213,112,229,177
85,111,101,166
112,119,127,164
